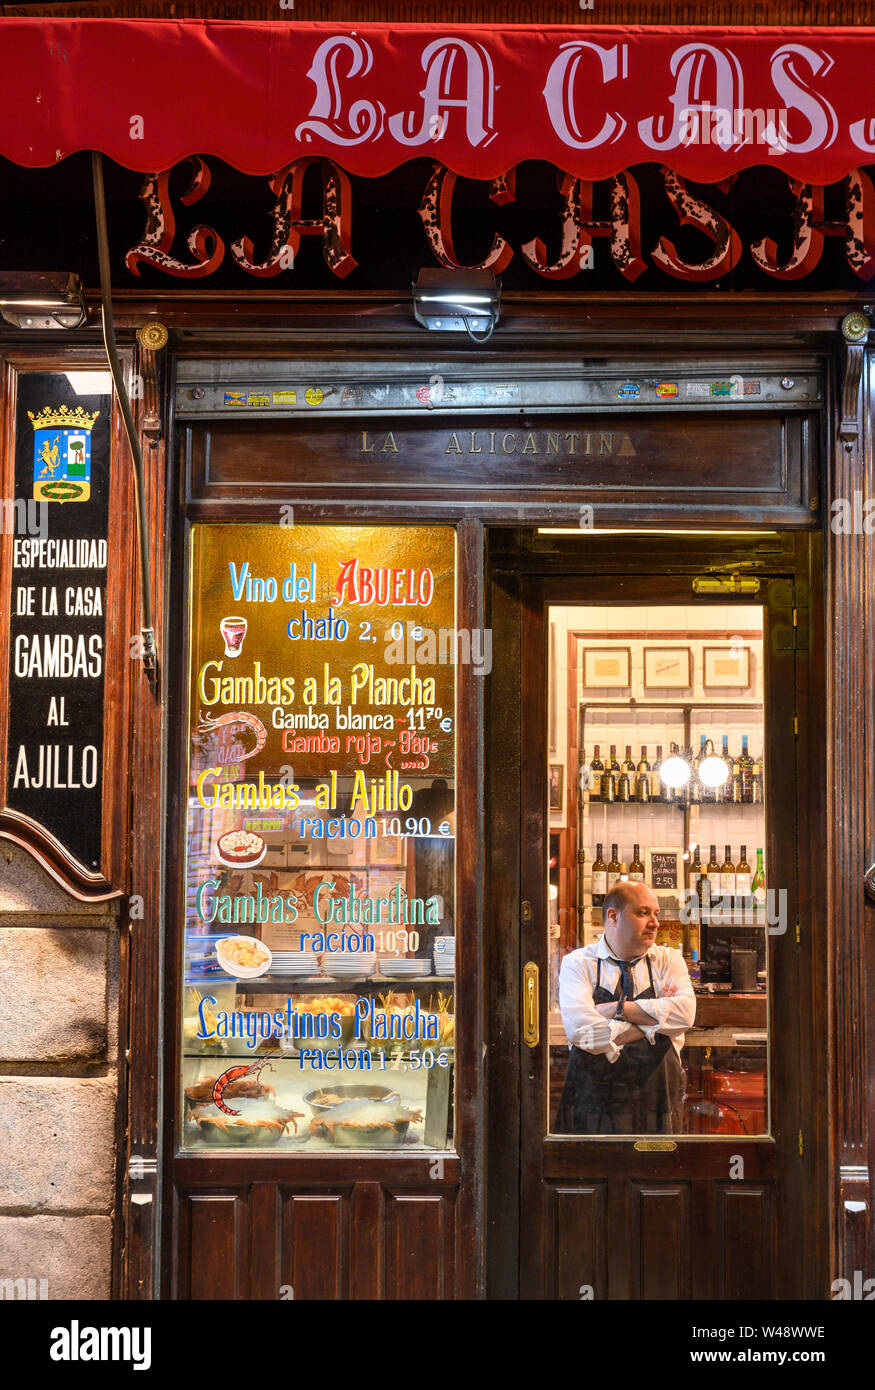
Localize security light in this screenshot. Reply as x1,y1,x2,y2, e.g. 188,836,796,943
413,268,500,342
0,272,87,329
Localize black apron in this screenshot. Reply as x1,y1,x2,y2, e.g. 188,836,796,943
554,954,686,1135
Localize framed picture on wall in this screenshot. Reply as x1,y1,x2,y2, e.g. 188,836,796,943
703,645,751,689
368,834,405,866
548,764,563,812
580,646,631,689
643,646,692,690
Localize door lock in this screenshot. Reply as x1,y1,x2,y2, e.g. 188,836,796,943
692,575,761,595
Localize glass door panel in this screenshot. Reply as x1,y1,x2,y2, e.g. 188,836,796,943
546,603,769,1138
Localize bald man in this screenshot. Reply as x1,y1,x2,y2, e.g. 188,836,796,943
554,880,696,1134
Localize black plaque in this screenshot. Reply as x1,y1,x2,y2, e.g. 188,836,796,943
649,851,680,891
6,372,111,870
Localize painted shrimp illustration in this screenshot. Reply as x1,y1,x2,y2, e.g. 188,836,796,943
212,1059,276,1117
197,709,267,761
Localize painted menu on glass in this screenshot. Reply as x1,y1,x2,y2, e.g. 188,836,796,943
182,524,457,1153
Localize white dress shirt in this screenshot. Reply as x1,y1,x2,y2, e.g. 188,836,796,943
558,934,697,1064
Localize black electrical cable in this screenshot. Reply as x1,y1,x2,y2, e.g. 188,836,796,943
91,151,157,685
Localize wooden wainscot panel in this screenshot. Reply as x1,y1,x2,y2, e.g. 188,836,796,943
715,1183,775,1300
384,1190,456,1301
177,1192,248,1301
281,1190,349,1302
552,1184,608,1301
188,411,817,526
631,1183,691,1302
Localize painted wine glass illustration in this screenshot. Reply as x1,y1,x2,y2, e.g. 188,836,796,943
219,615,248,657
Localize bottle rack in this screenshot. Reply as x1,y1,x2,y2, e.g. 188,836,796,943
576,700,765,945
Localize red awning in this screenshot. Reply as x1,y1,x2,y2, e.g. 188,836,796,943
1,19,874,182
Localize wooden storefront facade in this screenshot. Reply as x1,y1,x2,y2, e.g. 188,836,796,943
0,7,873,1302
76,290,864,1299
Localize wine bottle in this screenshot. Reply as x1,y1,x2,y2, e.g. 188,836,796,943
607,843,622,891
706,844,721,910
663,741,678,804
689,735,705,804
691,846,704,916
697,738,710,804
622,744,636,775
681,741,696,806
604,745,620,803
589,745,604,802
751,749,763,804
751,848,766,910
716,734,730,804
592,843,607,906
617,762,632,802
720,844,736,905
636,746,651,803
731,738,743,804
739,734,753,803
629,843,645,882
651,745,663,802
736,845,752,903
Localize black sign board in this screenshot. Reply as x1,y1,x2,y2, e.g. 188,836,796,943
1,152,873,294
5,372,112,872
649,850,681,891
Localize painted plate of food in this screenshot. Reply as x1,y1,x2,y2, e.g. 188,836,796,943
215,934,273,979
214,828,267,869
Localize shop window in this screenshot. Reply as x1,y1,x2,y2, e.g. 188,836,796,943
180,525,456,1152
547,605,769,1138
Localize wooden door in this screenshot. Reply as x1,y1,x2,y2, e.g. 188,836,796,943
495,560,825,1300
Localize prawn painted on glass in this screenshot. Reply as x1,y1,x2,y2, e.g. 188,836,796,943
197,709,267,760
212,1059,277,1116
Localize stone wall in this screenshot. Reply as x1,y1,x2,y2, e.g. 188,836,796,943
0,843,120,1300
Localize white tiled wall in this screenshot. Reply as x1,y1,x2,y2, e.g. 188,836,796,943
550,604,767,941
550,604,762,827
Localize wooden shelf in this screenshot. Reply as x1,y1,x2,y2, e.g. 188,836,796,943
186,974,454,995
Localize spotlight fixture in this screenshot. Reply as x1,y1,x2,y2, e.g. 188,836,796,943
412,268,500,342
0,272,87,329
660,752,691,789
698,747,731,789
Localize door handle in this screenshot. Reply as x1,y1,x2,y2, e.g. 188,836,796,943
864,863,875,904
523,961,540,1047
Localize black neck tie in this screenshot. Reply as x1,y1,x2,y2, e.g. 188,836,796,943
608,954,642,1002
